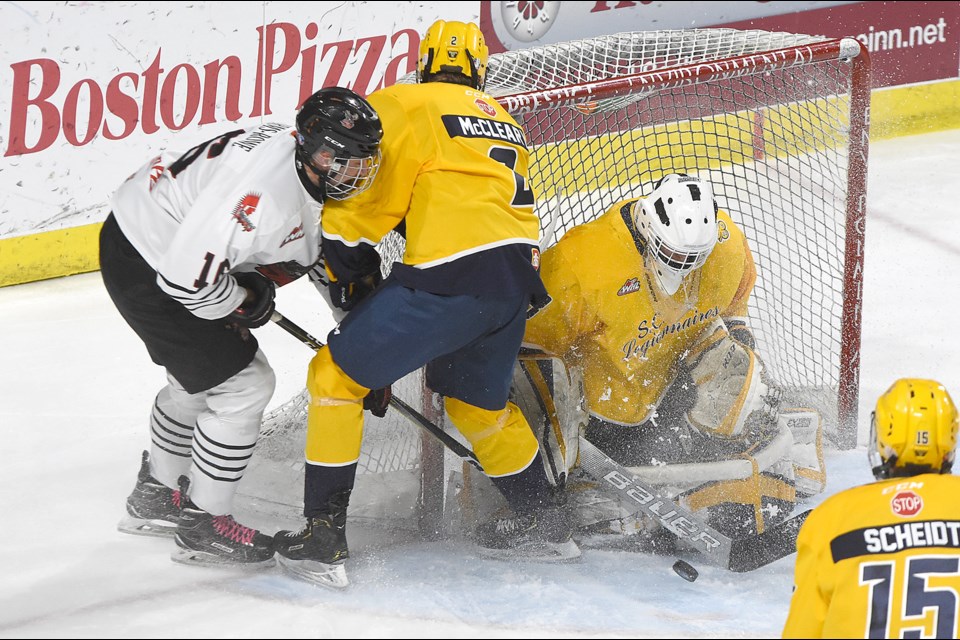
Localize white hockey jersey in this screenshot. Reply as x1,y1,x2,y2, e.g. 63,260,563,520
110,123,325,320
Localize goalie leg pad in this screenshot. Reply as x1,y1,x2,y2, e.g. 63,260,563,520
511,352,587,486
616,418,797,540
780,408,826,497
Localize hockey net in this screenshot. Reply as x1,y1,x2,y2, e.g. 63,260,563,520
240,28,870,533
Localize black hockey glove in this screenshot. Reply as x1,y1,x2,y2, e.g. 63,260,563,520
322,235,383,312
226,271,276,328
330,270,382,312
363,385,392,418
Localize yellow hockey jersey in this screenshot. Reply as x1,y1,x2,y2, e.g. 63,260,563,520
782,473,960,638
320,81,544,298
523,198,755,425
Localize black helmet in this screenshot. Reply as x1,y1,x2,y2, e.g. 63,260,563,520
295,87,383,200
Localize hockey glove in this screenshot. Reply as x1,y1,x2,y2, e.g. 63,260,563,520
226,271,276,328
329,268,382,312
322,235,383,312
363,385,392,418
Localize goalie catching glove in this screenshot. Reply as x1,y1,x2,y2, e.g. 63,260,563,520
680,318,782,439
226,271,276,328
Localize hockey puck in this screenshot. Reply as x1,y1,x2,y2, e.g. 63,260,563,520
672,559,699,582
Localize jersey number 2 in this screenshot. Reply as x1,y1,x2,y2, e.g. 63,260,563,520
489,146,535,207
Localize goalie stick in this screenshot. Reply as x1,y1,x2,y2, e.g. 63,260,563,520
269,311,483,471
577,437,810,572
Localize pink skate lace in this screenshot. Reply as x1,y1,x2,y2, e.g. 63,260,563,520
212,515,256,545
172,490,181,509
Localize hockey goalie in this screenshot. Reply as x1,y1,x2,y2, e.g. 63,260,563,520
462,174,826,550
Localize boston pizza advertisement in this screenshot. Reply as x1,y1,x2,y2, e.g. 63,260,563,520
0,3,475,240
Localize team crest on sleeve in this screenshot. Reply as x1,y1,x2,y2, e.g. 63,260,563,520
617,277,641,296
475,98,497,117
890,490,923,517
531,247,541,269
231,193,261,232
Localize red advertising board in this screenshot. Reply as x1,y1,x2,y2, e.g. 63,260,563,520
481,1,960,89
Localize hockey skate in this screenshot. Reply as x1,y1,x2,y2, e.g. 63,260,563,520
117,450,181,538
275,491,351,589
475,504,582,563
171,476,275,568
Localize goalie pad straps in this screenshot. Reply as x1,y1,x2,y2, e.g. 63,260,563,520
510,351,588,487
682,319,780,439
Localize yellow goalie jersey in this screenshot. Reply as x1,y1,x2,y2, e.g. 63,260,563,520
782,473,960,638
523,198,756,426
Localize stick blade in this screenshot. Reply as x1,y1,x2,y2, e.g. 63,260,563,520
727,509,811,572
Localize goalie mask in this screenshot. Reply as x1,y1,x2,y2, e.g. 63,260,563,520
417,19,488,90
295,87,383,201
869,378,958,480
635,174,719,295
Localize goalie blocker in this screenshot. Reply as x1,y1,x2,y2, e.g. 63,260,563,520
460,324,826,545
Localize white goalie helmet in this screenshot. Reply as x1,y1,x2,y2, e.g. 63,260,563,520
635,173,719,295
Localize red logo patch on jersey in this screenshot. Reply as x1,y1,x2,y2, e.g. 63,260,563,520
231,193,260,232
891,490,924,517
531,247,541,270
476,98,497,117
280,224,304,248
618,277,641,296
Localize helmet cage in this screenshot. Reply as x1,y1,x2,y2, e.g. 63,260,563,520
868,410,893,479
297,136,381,202
636,174,718,294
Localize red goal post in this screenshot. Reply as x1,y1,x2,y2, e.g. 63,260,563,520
243,28,870,534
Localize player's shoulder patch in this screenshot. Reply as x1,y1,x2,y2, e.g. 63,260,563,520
717,218,731,243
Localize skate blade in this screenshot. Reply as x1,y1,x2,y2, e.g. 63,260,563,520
170,547,276,570
478,538,582,564
117,516,177,538
277,554,350,589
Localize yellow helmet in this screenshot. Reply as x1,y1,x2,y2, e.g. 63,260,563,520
417,19,488,90
869,378,959,480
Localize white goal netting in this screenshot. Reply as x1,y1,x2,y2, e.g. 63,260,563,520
238,28,869,531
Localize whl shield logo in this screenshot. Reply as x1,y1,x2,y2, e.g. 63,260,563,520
618,277,641,296
280,224,304,248
891,490,923,517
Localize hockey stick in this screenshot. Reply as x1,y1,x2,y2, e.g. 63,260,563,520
269,310,483,471
577,437,810,572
